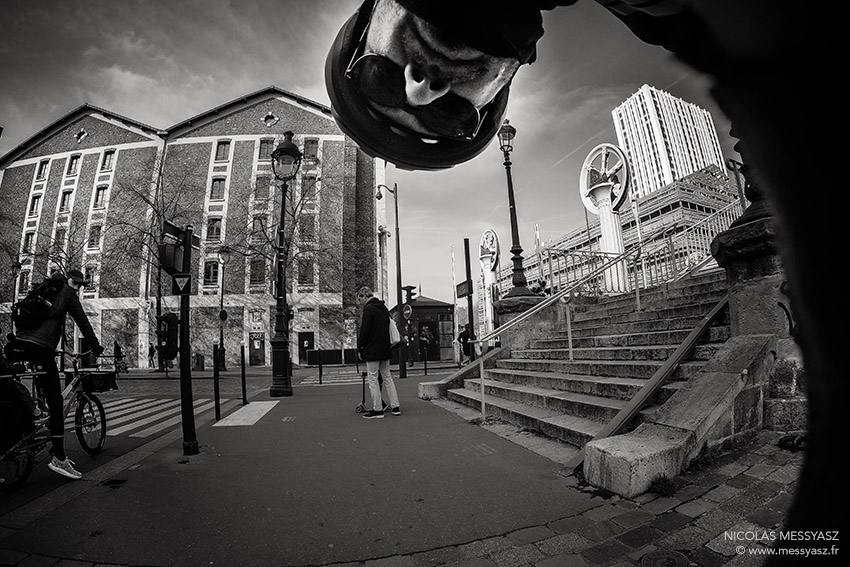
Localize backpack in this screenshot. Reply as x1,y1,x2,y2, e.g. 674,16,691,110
11,277,64,331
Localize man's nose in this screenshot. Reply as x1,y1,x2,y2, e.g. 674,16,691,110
403,63,451,106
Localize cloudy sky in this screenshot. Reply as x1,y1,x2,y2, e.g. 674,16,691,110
0,0,738,306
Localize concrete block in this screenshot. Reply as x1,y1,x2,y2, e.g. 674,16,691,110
584,424,695,498
417,347,507,400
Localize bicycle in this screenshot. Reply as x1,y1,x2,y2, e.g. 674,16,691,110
0,349,116,490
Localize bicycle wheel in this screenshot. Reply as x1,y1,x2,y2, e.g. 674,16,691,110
0,441,34,491
75,394,106,455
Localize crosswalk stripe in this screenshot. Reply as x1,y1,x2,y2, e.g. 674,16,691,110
299,376,363,386
102,398,156,411
212,401,278,427
130,400,237,438
109,398,211,436
63,398,173,428
106,399,182,428
61,396,243,439
106,399,177,421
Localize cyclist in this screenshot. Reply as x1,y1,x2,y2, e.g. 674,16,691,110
11,269,103,480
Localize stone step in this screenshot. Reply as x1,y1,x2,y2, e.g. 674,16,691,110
557,314,720,337
447,387,603,447
514,342,720,362
570,278,726,316
465,377,626,422
571,299,728,326
485,367,682,403
496,357,704,381
535,325,729,349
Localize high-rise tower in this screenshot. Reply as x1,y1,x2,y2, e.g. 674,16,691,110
612,84,724,199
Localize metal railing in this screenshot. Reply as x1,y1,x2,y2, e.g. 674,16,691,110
532,198,742,298
469,198,741,419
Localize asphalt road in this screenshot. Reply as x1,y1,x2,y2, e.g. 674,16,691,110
1,368,597,567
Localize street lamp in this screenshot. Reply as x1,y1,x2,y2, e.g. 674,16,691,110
217,244,232,371
376,183,407,379
497,120,533,297
270,131,303,397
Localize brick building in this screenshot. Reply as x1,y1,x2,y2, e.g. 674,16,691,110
0,86,388,368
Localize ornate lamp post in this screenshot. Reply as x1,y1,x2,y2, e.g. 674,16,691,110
497,120,533,297
270,131,302,397
217,244,232,371
376,183,407,379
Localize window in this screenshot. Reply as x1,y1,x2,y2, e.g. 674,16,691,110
255,176,270,200
301,174,318,200
28,194,41,216
59,190,72,212
210,178,225,200
36,160,49,180
101,150,115,171
87,225,102,249
203,261,220,286
66,154,80,176
93,186,108,208
250,256,266,285
258,138,274,161
299,215,316,242
251,216,266,242
297,258,314,285
84,267,96,288
215,140,231,161
206,218,222,242
22,232,35,253
18,271,30,293
303,138,319,163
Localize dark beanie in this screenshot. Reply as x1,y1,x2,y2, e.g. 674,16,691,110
393,0,545,64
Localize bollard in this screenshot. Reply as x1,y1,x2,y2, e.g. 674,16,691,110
213,344,221,421
240,344,247,405
318,351,323,385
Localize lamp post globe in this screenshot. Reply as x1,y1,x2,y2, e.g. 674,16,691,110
270,131,302,397
498,120,533,297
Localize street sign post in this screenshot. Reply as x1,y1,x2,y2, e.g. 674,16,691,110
171,273,192,295
163,219,201,250
456,279,472,299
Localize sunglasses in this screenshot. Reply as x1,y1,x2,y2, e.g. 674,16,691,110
345,15,484,140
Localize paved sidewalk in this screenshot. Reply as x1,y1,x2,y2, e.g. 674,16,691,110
0,368,806,567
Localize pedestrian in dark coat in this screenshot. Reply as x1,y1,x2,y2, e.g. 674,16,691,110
356,286,400,418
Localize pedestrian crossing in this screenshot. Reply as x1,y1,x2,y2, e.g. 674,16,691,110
64,396,239,439
298,373,364,386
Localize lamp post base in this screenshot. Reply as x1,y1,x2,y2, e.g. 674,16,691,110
503,285,535,298
269,384,293,397
270,336,293,397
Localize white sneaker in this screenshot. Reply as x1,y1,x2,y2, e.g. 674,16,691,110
48,456,82,480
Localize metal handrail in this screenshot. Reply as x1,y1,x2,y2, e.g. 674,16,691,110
471,224,676,349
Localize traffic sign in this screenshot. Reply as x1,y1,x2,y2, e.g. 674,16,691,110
171,273,192,295
456,280,472,299
163,220,201,250
402,304,413,319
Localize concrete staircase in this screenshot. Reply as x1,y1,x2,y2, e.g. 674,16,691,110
446,271,730,461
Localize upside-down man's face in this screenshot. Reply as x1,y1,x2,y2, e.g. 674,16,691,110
363,0,520,139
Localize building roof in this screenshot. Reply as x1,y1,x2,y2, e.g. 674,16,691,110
165,85,333,134
0,103,161,167
390,295,454,313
